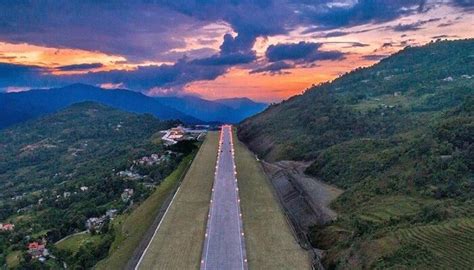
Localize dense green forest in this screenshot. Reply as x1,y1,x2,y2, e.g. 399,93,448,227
0,102,194,269
238,39,473,269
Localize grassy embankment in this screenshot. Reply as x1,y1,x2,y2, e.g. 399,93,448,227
56,232,101,253
136,132,218,269
94,147,199,270
232,130,311,269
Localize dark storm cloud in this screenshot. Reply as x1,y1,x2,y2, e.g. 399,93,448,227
0,0,471,92
0,1,200,62
0,63,59,89
265,42,345,63
362,54,388,61
219,33,257,55
191,52,256,66
0,0,449,61
392,18,442,32
0,58,230,91
71,59,228,90
298,0,429,29
249,61,294,74
266,42,322,62
451,0,474,7
323,31,350,38
323,41,370,48
56,63,104,71
431,34,459,39
347,42,370,48
0,63,41,86
158,0,291,38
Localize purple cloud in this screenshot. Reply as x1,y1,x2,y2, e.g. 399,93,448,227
265,42,345,63
56,63,104,71
249,61,294,74
266,42,322,62
0,0,471,93
392,18,441,32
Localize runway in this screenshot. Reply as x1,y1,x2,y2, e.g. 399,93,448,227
201,125,248,270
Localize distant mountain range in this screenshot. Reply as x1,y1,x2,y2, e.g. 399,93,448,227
156,96,267,123
0,84,267,129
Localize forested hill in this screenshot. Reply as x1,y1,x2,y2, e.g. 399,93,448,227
0,102,190,268
239,39,473,161
238,39,473,269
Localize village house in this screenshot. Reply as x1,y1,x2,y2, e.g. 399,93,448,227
86,209,118,232
137,153,164,166
169,126,185,139
106,209,118,219
121,188,134,202
28,241,49,260
117,170,142,180
161,126,185,145
80,186,89,192
0,223,15,231
86,217,106,232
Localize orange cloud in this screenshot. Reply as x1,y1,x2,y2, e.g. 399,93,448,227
0,42,173,75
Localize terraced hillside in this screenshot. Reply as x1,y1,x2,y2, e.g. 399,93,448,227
238,39,474,269
377,218,474,269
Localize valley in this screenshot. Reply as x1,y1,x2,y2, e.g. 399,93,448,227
2,2,474,269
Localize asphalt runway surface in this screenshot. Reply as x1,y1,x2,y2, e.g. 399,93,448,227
201,125,248,270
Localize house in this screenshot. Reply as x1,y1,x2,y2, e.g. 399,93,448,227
0,223,15,231
80,186,89,192
28,241,48,259
117,170,142,180
86,217,105,232
106,209,118,219
121,189,134,202
170,126,185,136
63,192,71,198
161,126,185,145
137,153,164,166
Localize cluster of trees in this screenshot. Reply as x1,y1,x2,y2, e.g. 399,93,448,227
0,102,195,269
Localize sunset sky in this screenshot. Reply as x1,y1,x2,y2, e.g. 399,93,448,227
1,1,473,102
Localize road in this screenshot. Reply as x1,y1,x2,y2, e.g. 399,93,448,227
201,125,248,270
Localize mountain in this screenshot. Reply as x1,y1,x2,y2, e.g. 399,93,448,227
238,39,474,269
215,97,268,121
156,96,267,123
0,84,200,129
0,102,193,268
